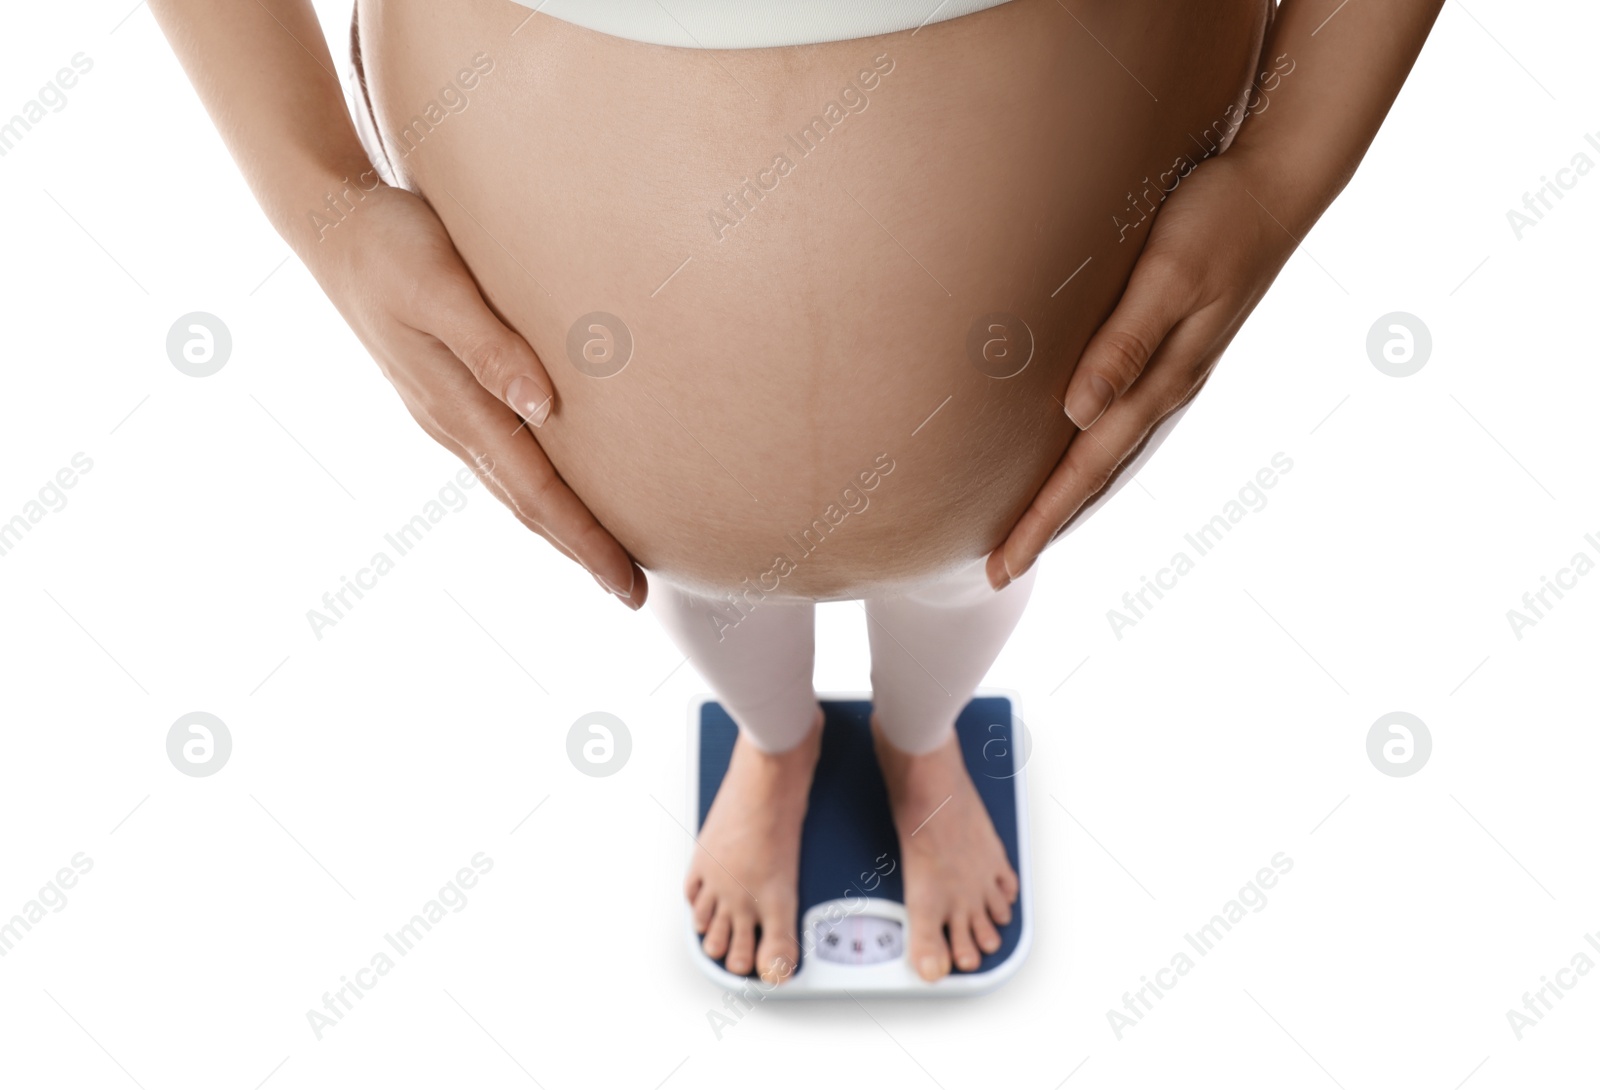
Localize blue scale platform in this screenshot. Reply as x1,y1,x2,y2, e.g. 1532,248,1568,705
692,694,1029,992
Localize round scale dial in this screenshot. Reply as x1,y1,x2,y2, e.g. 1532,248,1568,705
812,913,904,965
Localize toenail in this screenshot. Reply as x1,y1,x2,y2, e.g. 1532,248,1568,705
920,955,943,979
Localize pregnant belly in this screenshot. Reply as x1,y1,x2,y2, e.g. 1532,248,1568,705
358,0,1269,600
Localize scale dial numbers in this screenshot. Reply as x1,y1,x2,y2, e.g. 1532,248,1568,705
812,913,904,965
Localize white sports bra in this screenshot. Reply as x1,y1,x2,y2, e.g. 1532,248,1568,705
514,0,1019,49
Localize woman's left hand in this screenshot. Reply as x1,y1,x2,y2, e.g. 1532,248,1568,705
985,147,1304,590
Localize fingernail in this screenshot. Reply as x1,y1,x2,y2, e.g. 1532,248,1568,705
594,569,640,609
1064,374,1114,429
506,375,552,427
994,553,1032,592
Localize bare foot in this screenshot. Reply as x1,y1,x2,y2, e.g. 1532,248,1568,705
872,713,1019,981
685,706,823,983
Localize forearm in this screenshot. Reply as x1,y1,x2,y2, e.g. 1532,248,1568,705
1230,0,1446,230
148,0,375,259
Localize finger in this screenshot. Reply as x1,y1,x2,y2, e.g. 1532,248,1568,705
396,385,560,540
425,277,557,429
1062,252,1197,430
990,331,1210,590
462,426,648,610
403,390,617,581
474,462,649,610
403,341,647,608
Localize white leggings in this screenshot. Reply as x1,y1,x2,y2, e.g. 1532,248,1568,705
650,398,1194,755
651,557,1038,755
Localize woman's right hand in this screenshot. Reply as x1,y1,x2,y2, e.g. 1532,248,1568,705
144,0,642,606
306,182,645,609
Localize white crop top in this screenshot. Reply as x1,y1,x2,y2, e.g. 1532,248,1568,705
514,0,1018,49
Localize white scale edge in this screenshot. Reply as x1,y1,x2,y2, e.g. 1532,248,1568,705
683,689,1034,999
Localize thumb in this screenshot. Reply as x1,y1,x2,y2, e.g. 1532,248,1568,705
1062,254,1194,429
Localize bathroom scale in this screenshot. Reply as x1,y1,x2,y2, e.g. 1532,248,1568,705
686,691,1033,997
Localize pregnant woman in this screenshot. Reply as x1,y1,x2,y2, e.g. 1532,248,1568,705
151,0,1442,985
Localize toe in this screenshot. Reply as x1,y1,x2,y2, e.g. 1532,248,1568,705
984,884,1013,927
971,905,1003,955
756,899,800,984
702,907,732,960
948,911,982,972
997,866,1020,902
908,907,951,982
692,888,717,934
726,911,757,975
684,871,703,904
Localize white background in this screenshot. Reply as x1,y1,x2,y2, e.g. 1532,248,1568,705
2,2,1596,1087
